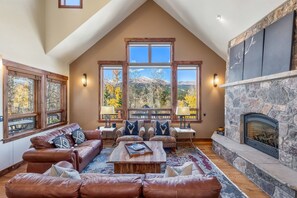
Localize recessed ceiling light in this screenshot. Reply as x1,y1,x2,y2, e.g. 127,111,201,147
216,15,222,21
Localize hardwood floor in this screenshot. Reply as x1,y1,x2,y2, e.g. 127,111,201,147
0,140,268,198
194,140,268,198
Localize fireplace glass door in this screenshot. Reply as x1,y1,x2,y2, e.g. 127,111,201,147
244,113,279,158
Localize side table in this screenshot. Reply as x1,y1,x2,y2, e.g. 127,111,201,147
175,127,196,148
99,127,117,144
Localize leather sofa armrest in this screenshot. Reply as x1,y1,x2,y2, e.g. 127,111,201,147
23,148,77,164
116,127,125,137
169,127,177,137
148,127,155,138
5,173,82,198
138,127,146,138
84,130,102,140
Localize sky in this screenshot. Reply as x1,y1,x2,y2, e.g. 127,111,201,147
103,45,197,82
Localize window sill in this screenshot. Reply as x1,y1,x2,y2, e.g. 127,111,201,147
97,119,202,123
3,122,67,143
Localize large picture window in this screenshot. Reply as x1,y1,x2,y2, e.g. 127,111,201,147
98,38,201,123
3,60,68,143
128,66,171,109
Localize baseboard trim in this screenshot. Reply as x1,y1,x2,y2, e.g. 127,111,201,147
0,161,25,177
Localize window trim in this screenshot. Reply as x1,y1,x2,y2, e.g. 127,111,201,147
173,61,202,122
46,75,68,127
58,0,82,9
3,60,68,143
97,38,202,123
98,61,126,122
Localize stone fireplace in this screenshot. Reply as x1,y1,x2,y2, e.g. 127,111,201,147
211,1,297,197
243,113,279,159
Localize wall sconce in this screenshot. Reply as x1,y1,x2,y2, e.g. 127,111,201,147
82,73,87,87
213,73,219,87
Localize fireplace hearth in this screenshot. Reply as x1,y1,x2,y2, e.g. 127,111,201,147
244,113,279,159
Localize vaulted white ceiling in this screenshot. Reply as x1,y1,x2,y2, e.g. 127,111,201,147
47,0,286,64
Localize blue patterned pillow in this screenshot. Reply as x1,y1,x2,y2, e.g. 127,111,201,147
124,121,139,135
72,129,85,144
52,134,71,149
155,121,170,136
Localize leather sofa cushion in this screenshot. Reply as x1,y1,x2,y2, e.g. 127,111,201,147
80,174,142,198
5,173,81,198
79,140,102,150
30,130,64,149
60,123,81,134
143,175,222,198
81,173,145,180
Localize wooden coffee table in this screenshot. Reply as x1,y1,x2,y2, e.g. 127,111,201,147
108,141,166,174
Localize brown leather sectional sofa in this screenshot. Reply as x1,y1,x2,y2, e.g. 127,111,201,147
22,123,103,173
6,161,222,198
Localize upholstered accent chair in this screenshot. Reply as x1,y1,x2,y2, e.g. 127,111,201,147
115,120,145,145
148,120,177,149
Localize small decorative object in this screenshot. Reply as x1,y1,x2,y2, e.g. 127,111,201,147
176,107,190,129
187,122,191,129
217,127,225,136
112,123,116,128
100,106,116,128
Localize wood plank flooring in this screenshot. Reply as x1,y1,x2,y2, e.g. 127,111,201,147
0,140,268,198
194,140,268,198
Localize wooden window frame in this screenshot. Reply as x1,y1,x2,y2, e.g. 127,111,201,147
97,38,202,123
45,74,68,128
173,61,202,123
58,0,82,9
98,61,126,123
3,60,68,143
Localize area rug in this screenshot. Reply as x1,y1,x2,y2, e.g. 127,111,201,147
82,146,247,198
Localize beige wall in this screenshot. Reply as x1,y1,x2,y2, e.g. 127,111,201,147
70,1,226,138
45,0,110,52
0,0,69,171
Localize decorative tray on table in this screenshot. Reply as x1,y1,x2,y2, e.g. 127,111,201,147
124,142,153,157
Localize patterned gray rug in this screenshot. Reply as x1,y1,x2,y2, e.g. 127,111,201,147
82,146,247,198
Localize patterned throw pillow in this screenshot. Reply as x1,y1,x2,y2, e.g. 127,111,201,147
124,121,139,135
50,164,81,180
52,134,71,149
155,121,170,136
72,129,86,144
164,162,193,178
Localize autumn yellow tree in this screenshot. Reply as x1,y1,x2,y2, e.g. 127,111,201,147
104,70,122,108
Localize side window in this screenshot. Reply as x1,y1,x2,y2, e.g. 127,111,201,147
3,61,68,143
177,64,200,121
99,63,124,121
46,78,67,126
7,73,40,137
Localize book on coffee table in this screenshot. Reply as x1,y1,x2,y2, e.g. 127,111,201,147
129,143,146,151
124,142,153,157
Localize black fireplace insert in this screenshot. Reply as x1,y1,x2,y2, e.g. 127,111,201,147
244,113,279,158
